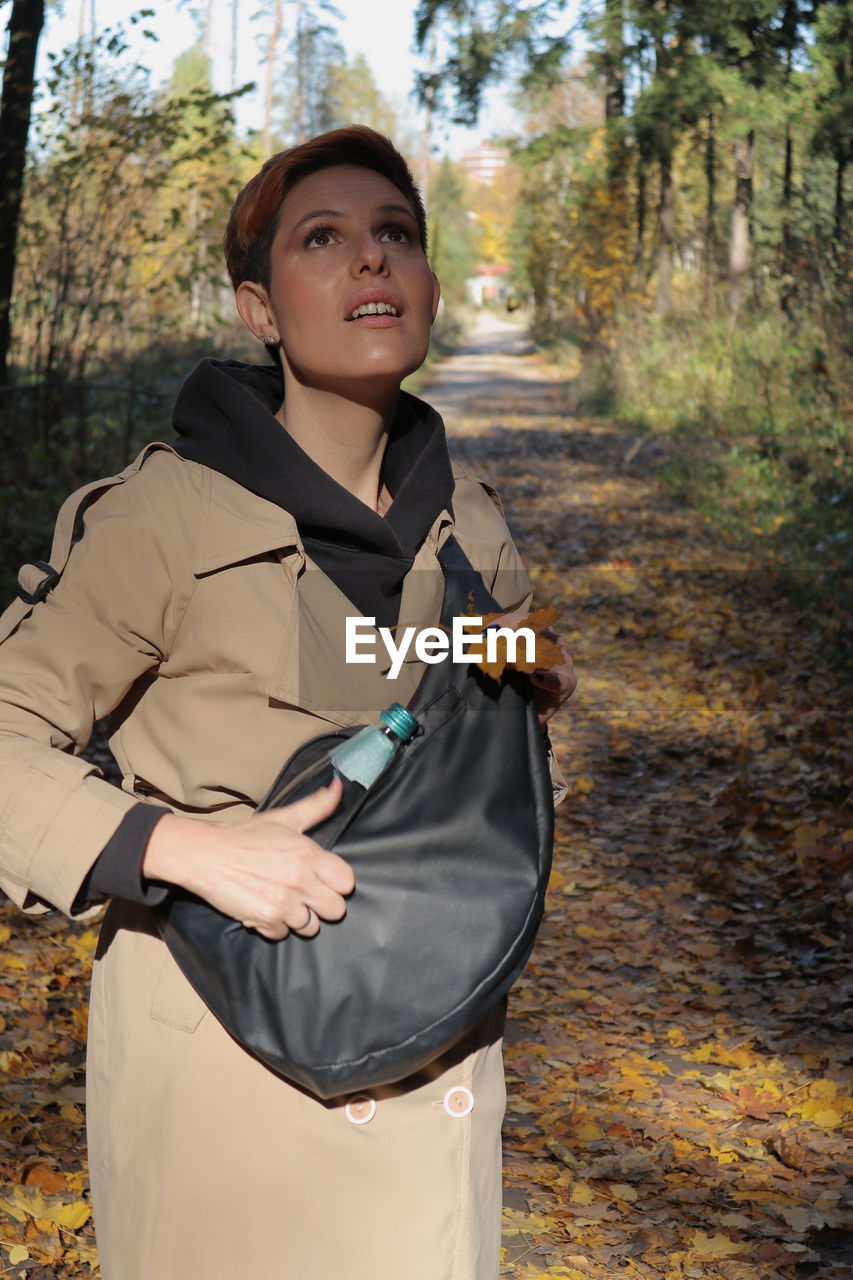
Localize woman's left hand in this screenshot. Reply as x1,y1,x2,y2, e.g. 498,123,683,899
485,610,577,727
529,628,577,726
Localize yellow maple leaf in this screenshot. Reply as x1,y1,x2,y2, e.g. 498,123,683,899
66,929,99,960
684,1041,755,1069
797,1101,846,1128
0,1185,90,1231
54,1201,91,1230
0,1195,28,1223
501,1208,552,1236
689,1231,748,1258
609,1183,639,1202
809,1079,845,1100
460,604,563,682
575,1121,603,1141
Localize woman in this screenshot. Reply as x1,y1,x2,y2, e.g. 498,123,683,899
0,127,574,1279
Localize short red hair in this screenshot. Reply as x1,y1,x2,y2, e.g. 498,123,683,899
224,126,427,290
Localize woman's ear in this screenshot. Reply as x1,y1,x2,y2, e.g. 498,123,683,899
430,271,441,324
235,280,277,341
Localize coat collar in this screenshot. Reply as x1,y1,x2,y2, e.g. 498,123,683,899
193,464,303,577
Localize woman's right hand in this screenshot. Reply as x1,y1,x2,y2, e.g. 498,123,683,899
141,778,354,940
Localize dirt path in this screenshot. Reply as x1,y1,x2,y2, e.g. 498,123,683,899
424,314,852,1279
0,317,849,1278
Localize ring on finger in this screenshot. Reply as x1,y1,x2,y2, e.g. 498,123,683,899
293,904,313,932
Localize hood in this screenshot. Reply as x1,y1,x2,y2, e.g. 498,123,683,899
170,358,455,626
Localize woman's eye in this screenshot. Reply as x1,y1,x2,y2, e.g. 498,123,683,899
379,224,411,244
305,227,336,248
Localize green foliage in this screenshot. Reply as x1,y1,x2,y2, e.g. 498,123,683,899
429,156,478,309
12,25,249,384
511,126,637,346
0,21,252,592
414,0,574,123
278,1,344,142
317,51,404,139
597,300,853,580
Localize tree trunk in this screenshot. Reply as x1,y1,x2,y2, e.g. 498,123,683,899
263,0,284,154
418,29,437,207
704,109,717,291
780,122,794,311
635,150,647,269
603,0,626,198
729,129,754,314
834,147,847,245
293,0,306,143
0,0,46,390
201,0,214,56
654,27,674,314
780,7,798,311
230,0,240,91
656,145,674,314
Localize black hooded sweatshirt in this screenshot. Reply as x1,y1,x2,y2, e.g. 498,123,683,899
78,358,456,908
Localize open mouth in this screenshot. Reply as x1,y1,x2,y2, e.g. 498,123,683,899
346,301,400,320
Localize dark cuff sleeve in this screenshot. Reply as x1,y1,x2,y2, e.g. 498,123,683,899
75,803,171,909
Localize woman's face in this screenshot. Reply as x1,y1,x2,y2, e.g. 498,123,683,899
238,164,440,395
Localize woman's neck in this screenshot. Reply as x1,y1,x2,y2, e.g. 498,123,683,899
275,378,398,514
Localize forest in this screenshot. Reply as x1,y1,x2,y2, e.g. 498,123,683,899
0,2,850,1275
0,0,850,610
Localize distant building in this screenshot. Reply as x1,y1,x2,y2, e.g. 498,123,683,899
465,263,511,307
460,143,509,187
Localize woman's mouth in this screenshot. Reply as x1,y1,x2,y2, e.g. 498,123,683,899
347,301,399,320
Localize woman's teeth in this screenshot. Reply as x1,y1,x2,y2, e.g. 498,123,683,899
348,302,399,319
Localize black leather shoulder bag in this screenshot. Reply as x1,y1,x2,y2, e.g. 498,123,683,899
155,536,554,1099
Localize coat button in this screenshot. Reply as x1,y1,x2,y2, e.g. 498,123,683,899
443,1086,474,1118
345,1095,376,1126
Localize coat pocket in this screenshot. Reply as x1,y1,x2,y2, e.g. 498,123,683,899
149,950,209,1033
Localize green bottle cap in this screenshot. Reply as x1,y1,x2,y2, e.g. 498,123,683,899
379,703,419,742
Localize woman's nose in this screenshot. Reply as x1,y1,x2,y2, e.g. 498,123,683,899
351,234,389,276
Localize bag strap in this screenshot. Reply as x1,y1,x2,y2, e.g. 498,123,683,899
397,535,511,720
436,534,501,624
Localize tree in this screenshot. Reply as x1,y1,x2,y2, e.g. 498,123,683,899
161,43,245,332
262,0,284,153
7,25,246,470
625,2,715,311
428,156,478,321
0,0,46,388
413,0,847,334
811,0,853,245
413,0,575,123
282,0,343,142
587,0,628,199
318,51,402,138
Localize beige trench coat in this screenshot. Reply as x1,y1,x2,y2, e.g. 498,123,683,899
0,444,556,1280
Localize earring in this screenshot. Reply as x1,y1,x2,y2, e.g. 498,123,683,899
260,334,278,345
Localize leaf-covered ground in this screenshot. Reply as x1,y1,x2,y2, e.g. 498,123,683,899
430,316,852,1279
0,316,850,1277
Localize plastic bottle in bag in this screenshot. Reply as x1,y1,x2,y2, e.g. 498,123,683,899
260,703,419,843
